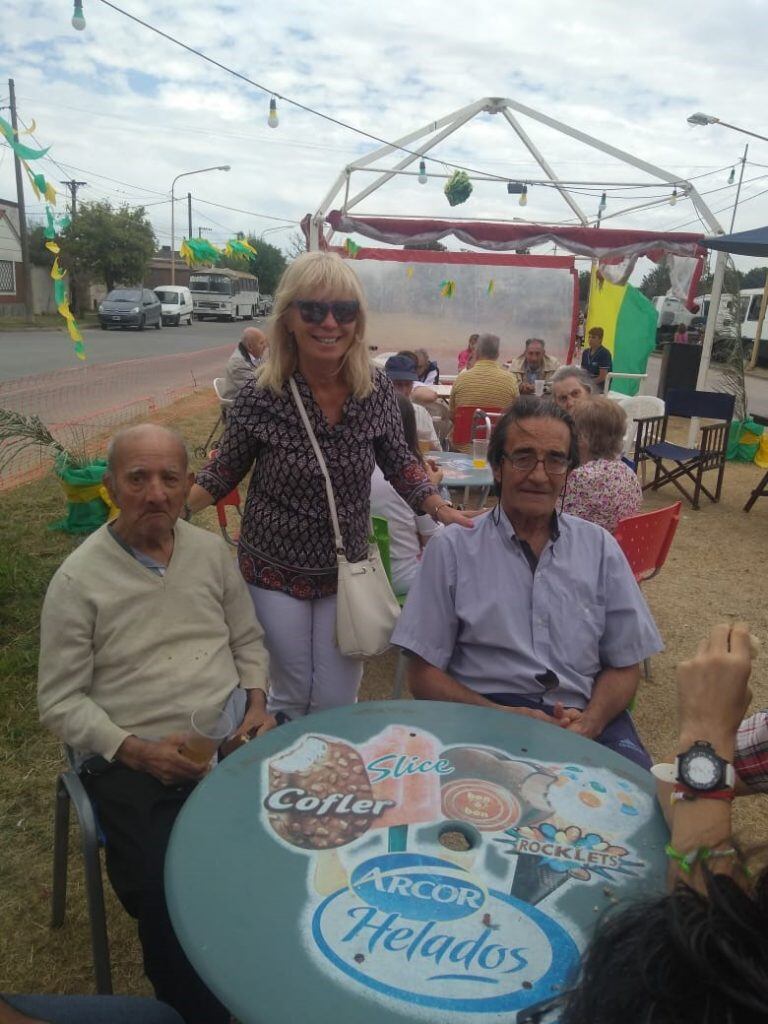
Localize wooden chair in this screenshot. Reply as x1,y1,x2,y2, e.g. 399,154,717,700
634,390,735,509
614,502,682,680
744,468,768,512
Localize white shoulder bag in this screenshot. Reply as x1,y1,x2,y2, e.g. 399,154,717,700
289,377,401,658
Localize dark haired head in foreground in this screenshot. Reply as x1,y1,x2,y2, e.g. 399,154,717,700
561,864,768,1024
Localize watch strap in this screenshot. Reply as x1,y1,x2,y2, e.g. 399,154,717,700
671,783,735,803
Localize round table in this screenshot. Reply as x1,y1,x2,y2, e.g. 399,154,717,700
166,701,668,1024
427,450,493,507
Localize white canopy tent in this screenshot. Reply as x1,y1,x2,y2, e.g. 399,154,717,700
307,96,729,405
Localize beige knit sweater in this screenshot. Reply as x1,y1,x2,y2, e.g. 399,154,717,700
38,520,268,760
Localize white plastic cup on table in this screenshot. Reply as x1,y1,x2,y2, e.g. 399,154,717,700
179,705,235,765
472,438,488,469
534,379,545,397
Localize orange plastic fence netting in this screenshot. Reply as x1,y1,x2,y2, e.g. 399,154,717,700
0,344,231,490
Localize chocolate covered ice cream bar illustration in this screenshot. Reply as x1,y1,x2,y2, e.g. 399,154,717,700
264,735,392,850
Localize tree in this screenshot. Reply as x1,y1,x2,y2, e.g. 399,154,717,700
62,201,156,292
578,270,591,303
286,231,307,259
639,264,671,299
27,225,53,267
219,236,287,294
403,240,448,252
740,266,768,289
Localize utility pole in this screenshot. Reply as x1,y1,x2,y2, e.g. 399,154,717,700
187,192,192,241
60,179,87,313
8,78,33,322
197,226,212,239
61,179,88,219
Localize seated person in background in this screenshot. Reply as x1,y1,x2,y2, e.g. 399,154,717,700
551,365,594,414
392,397,663,768
506,337,560,394
581,326,612,392
371,395,443,595
395,349,438,405
221,326,268,400
674,322,689,344
561,623,765,1024
37,424,273,1024
385,353,440,450
561,397,642,533
449,333,519,453
414,347,440,385
457,333,479,371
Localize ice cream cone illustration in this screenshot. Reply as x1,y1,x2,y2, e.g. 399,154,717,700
509,854,573,906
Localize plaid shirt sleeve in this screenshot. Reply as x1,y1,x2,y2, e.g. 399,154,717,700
734,710,768,791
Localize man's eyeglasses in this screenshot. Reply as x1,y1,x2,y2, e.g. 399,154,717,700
292,300,360,324
501,451,570,475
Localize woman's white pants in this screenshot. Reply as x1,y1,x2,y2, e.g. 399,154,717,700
248,586,364,718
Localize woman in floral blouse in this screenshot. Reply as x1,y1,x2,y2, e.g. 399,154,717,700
188,251,474,718
561,397,642,533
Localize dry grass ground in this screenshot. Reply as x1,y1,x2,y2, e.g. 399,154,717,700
1,389,767,998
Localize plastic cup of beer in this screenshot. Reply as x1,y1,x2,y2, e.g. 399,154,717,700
417,428,433,456
472,438,488,468
179,705,234,765
534,379,545,397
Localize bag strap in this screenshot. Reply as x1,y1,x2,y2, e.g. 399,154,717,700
288,376,345,554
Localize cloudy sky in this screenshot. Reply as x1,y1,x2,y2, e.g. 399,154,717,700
2,0,767,269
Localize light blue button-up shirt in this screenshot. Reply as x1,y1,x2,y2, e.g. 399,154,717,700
392,506,663,709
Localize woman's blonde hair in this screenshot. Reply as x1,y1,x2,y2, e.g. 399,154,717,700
572,396,627,460
258,251,373,398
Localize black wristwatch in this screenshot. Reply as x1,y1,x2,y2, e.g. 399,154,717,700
675,741,735,792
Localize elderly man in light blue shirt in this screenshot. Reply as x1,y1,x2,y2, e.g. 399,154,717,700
392,396,663,768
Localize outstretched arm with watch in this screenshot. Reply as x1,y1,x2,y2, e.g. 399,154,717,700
652,623,754,892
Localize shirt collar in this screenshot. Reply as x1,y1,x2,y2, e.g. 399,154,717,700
495,504,561,544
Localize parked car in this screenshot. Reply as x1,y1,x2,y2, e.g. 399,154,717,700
257,294,273,316
154,285,194,326
98,288,162,331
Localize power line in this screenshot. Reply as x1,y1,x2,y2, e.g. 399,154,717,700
194,197,297,223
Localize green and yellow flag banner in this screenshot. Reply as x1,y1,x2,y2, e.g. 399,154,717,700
584,268,657,396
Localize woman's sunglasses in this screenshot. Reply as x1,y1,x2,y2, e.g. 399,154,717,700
292,299,360,324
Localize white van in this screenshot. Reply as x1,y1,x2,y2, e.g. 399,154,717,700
154,285,193,327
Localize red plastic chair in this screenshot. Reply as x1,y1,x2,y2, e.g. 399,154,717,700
452,405,501,448
613,502,682,582
208,449,242,547
613,502,682,681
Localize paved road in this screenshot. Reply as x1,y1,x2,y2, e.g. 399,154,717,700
0,319,256,382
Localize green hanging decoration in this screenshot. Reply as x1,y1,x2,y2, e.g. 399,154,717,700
444,170,472,207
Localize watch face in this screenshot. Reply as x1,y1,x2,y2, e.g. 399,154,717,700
682,750,722,790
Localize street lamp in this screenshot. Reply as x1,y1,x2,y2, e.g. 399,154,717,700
687,112,768,143
170,165,230,283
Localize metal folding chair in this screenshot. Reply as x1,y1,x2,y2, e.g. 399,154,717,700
634,390,735,509
51,748,112,994
208,448,242,547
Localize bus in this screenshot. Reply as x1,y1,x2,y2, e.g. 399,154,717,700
189,267,260,322
738,287,768,363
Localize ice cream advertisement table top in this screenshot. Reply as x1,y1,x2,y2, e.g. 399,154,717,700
165,701,668,1024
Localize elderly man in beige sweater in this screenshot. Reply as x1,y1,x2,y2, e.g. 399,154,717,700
37,424,272,1024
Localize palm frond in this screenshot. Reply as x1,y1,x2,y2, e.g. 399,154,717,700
0,409,90,476
713,259,747,421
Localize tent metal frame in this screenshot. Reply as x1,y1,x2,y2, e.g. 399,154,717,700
308,96,727,412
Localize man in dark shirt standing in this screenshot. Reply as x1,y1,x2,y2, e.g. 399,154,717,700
581,326,612,392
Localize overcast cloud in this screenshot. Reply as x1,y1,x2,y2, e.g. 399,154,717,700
1,0,767,268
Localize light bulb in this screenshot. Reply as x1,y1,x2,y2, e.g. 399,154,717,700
71,0,86,30
669,188,678,206
728,167,735,184
418,160,427,185
268,98,279,129
518,185,528,207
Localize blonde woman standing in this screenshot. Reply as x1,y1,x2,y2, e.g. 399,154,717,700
188,252,473,718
